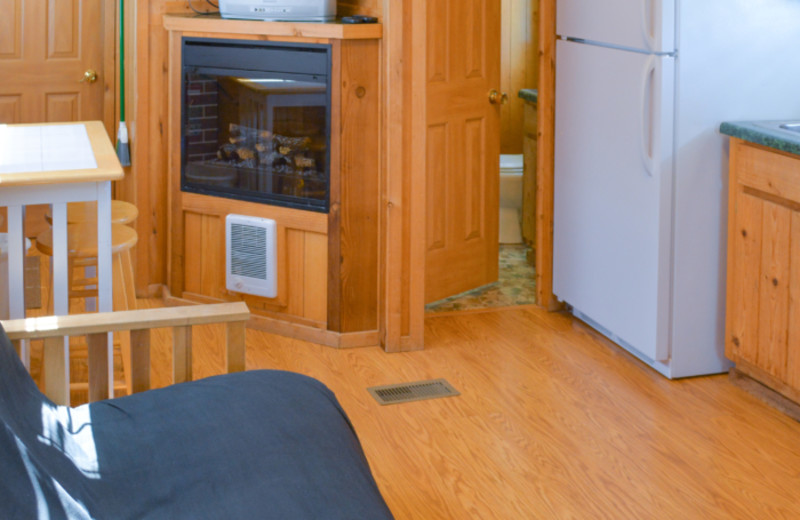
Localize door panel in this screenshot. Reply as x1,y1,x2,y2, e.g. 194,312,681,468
0,0,107,125
425,0,501,304
553,40,674,361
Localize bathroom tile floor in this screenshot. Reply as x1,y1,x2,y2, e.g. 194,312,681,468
425,245,536,313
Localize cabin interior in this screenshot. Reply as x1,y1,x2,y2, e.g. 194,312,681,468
1,0,799,517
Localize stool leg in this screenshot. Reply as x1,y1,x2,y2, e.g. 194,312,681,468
112,252,132,395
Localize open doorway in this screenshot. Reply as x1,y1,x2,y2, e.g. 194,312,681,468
425,0,539,313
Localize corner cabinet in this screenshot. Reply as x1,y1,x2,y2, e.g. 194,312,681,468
725,137,800,404
163,15,382,348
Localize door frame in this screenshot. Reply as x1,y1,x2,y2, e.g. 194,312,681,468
101,0,118,139
534,0,559,311
386,0,557,351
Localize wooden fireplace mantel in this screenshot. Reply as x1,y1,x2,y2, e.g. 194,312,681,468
164,17,381,349
163,14,382,41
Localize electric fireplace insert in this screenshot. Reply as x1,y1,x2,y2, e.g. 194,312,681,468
181,38,332,212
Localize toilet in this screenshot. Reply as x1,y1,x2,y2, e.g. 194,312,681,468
499,154,524,244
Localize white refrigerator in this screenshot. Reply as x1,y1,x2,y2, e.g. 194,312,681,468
553,0,800,378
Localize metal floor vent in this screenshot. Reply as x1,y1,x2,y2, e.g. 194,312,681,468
368,379,460,405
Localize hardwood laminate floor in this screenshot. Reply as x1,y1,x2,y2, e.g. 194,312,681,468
33,301,800,518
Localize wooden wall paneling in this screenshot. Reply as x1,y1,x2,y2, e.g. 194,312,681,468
201,213,225,298
756,199,791,380
535,0,558,310
327,40,343,331
304,231,329,323
527,0,540,92
104,0,119,135
182,211,203,295
167,28,184,297
179,193,328,324
328,39,381,333
132,1,203,297
500,0,537,155
181,193,328,233
286,228,306,317
521,100,537,247
146,1,171,295
337,0,381,17
130,0,153,295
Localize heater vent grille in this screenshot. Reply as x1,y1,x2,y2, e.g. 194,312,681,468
367,379,460,405
230,223,268,279
226,215,277,298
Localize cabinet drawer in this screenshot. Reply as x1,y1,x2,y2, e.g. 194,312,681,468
734,139,800,204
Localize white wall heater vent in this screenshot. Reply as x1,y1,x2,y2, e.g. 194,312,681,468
225,214,277,298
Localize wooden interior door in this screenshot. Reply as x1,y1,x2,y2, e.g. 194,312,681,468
0,0,113,237
424,0,502,304
0,0,110,125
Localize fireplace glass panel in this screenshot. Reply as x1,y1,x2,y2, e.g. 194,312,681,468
182,40,331,212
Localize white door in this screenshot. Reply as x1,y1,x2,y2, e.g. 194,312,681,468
553,39,674,361
556,0,675,53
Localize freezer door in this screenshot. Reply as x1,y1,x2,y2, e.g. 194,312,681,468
557,0,675,53
553,40,674,362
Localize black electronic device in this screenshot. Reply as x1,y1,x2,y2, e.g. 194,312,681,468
341,15,378,24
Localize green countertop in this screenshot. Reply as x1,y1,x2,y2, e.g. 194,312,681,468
720,120,800,156
518,89,538,104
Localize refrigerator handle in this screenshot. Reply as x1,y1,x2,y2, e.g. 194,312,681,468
641,0,657,51
640,55,657,177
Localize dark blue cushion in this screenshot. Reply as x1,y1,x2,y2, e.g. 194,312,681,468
0,324,393,519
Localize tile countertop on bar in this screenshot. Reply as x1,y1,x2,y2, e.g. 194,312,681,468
0,121,123,406
720,120,800,156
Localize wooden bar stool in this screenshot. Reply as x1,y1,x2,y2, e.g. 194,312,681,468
35,223,138,397
45,200,139,226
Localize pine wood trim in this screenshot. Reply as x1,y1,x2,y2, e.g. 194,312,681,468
534,0,559,310
167,28,184,297
327,38,381,333
181,192,328,234
129,1,154,296
247,313,380,349
734,359,800,408
381,0,426,352
163,14,383,40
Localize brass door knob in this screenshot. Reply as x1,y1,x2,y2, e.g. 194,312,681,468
488,89,509,105
80,69,98,83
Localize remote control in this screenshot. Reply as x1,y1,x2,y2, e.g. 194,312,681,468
341,15,378,24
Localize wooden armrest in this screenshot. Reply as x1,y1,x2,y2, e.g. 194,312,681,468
1,302,250,340
1,303,250,403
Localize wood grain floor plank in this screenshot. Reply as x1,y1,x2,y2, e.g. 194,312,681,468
29,300,800,518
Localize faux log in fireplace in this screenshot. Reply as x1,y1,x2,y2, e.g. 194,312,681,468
165,15,382,346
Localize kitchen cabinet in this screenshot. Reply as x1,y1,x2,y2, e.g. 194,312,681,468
726,136,800,405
